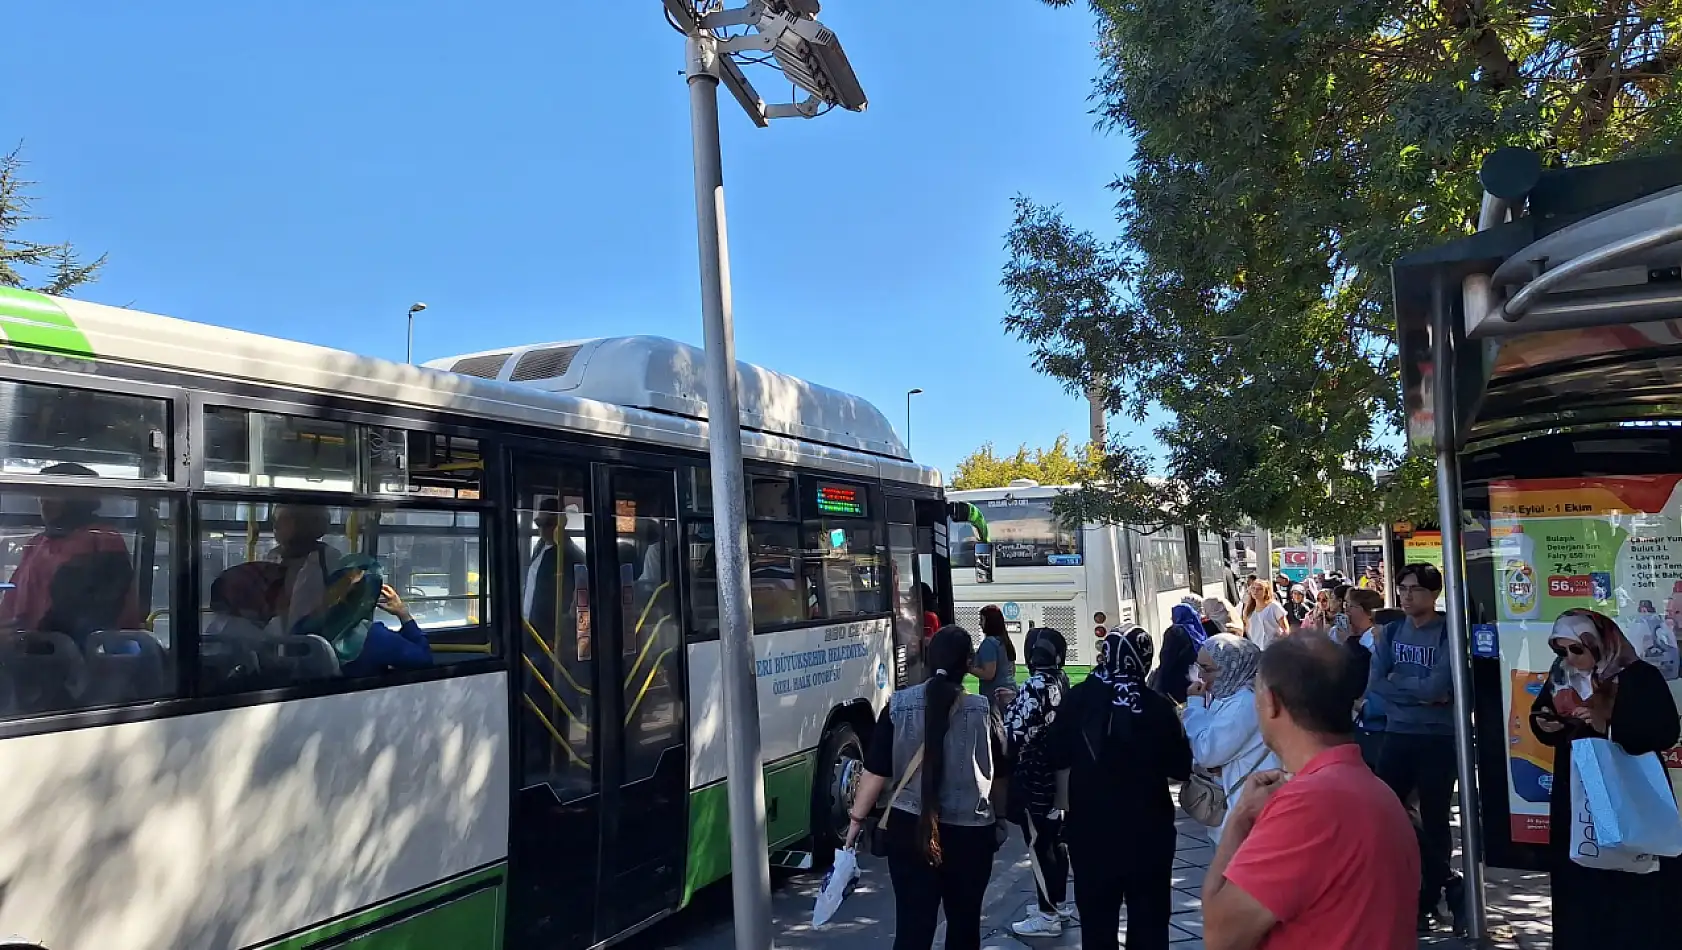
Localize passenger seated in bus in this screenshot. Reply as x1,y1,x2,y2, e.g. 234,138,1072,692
38,551,138,649
292,556,432,678
0,463,141,633
267,504,343,635
204,562,288,642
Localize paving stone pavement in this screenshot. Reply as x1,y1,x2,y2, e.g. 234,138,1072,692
990,812,1554,950
636,800,1554,950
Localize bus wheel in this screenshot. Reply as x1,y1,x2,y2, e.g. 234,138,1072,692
812,720,863,865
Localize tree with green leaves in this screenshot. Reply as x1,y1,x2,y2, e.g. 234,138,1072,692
950,434,1105,490
1,145,105,296
1010,0,1682,534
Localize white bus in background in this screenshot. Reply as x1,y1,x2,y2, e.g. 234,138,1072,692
947,481,1229,678
0,289,954,950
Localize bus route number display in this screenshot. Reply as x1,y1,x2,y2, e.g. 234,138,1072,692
815,482,867,517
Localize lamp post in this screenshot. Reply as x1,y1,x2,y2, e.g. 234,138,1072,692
906,387,923,454
662,5,867,950
405,302,428,364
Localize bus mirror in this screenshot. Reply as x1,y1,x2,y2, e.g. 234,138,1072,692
974,542,995,584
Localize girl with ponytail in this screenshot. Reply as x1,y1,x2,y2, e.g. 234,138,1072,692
847,626,1006,950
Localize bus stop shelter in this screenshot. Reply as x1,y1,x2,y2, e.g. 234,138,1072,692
1393,150,1682,938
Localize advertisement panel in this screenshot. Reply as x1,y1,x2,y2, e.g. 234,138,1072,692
1488,476,1682,844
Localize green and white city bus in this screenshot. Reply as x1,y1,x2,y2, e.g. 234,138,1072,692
0,288,952,950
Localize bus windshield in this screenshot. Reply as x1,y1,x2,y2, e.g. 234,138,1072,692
952,496,1082,568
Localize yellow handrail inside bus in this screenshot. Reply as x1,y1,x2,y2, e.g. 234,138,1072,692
619,581,672,686
521,696,586,767
622,615,673,688
522,655,589,731
625,647,674,725
523,618,591,696
431,643,491,654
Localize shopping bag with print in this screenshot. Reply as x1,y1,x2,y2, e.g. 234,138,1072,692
1570,761,1660,873
812,847,860,927
1572,736,1682,857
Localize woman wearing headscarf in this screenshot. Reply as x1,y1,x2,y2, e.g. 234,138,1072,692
1528,609,1681,949
1149,603,1209,705
1003,628,1074,937
1284,585,1311,629
204,562,288,641
1180,634,1278,845
1047,627,1192,950
1304,583,1352,640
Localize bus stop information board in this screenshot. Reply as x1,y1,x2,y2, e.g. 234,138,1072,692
1488,475,1682,844
1405,530,1444,569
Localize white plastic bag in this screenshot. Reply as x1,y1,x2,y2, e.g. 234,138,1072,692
1570,756,1661,873
812,847,860,927
1573,736,1682,856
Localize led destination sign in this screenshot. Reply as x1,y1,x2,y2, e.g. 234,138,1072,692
815,483,867,517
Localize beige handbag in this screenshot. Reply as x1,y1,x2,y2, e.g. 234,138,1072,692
1180,758,1266,827
1179,768,1229,826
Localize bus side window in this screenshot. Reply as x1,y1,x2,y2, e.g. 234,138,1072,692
0,486,178,719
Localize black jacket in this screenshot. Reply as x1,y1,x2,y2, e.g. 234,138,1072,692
1046,677,1192,844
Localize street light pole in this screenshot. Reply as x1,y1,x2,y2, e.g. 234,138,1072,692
685,34,774,950
666,5,866,948
906,387,923,454
406,302,428,364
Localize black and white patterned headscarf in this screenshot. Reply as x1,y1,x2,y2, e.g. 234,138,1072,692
1093,626,1153,712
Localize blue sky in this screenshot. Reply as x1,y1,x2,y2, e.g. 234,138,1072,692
8,1,1141,479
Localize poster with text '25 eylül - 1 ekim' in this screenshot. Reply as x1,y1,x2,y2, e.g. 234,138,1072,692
1490,475,1682,845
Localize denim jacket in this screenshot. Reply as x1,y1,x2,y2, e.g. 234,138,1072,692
886,684,1002,827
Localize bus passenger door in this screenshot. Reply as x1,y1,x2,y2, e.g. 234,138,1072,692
507,457,603,950
596,465,688,935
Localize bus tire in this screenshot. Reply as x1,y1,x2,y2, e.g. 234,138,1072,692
811,720,863,866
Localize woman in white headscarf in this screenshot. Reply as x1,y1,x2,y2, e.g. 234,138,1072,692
1181,634,1279,845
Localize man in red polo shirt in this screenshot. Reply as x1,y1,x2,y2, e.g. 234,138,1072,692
1201,635,1419,950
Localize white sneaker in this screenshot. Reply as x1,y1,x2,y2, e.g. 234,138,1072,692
1055,901,1077,922
1011,911,1063,938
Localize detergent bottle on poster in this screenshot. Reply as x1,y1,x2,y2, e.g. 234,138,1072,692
1507,670,1555,803
1498,531,1541,622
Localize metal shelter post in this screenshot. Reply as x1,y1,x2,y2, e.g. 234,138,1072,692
686,33,775,950
1431,273,1489,939
1380,522,1397,608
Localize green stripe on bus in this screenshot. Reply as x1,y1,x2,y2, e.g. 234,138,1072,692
0,287,95,359
254,863,506,950
682,752,816,906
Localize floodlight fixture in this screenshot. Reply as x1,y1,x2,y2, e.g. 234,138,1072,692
768,12,867,112
675,0,869,121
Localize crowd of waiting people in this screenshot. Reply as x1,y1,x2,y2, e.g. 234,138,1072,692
0,467,434,711
846,562,1680,950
